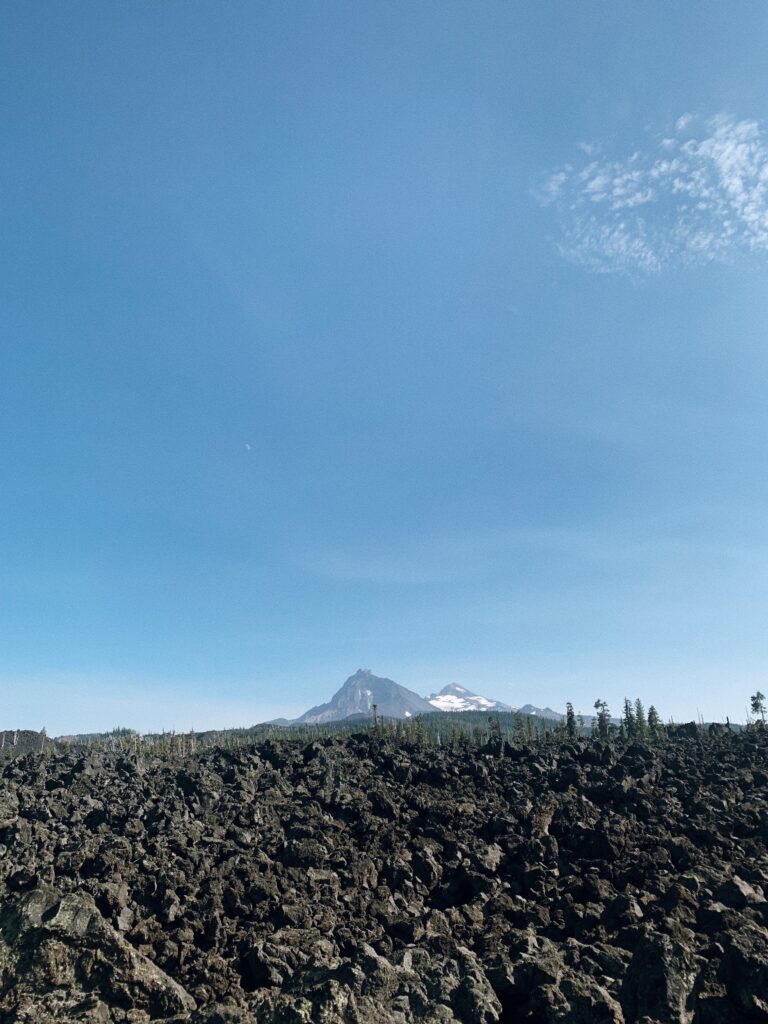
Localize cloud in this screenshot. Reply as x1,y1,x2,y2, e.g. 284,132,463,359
538,113,768,274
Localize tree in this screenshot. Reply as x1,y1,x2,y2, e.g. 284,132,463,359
488,715,503,754
751,691,766,725
622,698,636,738
566,702,577,740
593,700,611,740
634,699,648,739
647,705,662,739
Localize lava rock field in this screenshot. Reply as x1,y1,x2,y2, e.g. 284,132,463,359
0,729,767,1023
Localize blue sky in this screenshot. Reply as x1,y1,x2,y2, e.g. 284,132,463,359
3,2,768,732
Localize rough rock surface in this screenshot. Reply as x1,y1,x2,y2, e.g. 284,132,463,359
0,729,767,1022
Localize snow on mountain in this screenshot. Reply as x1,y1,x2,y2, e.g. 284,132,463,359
427,683,512,713
427,684,564,720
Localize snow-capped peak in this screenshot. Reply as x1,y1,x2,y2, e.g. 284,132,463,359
426,683,512,713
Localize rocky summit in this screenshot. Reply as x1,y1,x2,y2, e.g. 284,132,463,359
291,670,435,724
1,728,767,1023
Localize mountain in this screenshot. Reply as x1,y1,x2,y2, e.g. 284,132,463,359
282,670,566,726
293,669,434,724
427,684,563,719
427,683,512,713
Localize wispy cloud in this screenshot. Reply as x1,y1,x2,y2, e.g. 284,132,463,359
538,113,768,274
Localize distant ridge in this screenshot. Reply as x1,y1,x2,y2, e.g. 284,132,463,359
517,703,564,721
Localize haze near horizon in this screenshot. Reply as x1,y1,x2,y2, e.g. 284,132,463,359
3,2,768,734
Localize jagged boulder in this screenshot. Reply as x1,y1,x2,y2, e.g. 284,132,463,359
715,876,766,910
620,933,702,1023
0,784,18,827
718,926,768,1019
0,889,196,1021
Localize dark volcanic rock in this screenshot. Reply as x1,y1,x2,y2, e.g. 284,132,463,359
0,889,196,1021
0,727,767,1021
620,933,702,1023
715,875,766,909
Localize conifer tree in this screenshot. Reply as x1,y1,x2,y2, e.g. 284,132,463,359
566,702,576,739
751,691,766,725
622,698,636,738
647,705,662,739
488,715,503,754
593,699,611,740
634,699,647,738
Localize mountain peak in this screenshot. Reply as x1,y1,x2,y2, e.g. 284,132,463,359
294,670,433,724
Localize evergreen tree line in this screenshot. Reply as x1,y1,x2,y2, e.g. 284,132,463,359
28,691,767,763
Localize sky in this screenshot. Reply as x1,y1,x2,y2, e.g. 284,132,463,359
3,2,768,733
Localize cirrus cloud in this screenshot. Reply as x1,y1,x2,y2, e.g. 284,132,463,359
538,114,768,274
